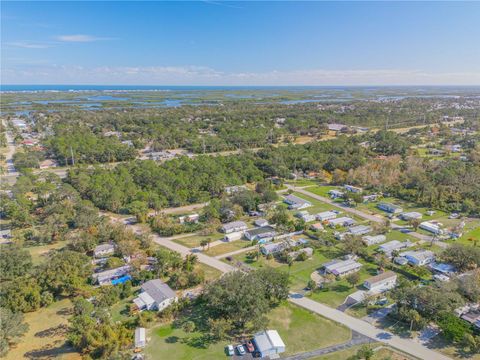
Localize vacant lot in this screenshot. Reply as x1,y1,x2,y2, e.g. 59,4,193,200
145,302,351,360
5,299,80,360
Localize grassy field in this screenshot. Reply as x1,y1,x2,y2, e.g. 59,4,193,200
310,345,413,360
145,302,351,360
26,242,67,265
173,233,224,248
4,299,80,360
304,185,342,198
203,240,251,257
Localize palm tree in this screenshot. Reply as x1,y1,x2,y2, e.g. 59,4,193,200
200,239,208,251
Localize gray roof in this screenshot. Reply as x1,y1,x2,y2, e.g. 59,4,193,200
284,194,310,205
141,279,176,304
221,221,247,231
246,225,276,237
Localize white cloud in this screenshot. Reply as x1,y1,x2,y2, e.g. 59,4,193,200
55,34,110,42
5,41,53,49
2,64,480,85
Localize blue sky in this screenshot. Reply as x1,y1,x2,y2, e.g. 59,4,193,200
2,1,480,85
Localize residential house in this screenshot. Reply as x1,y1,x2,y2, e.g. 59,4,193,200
178,213,200,224
133,279,177,312
261,242,287,256
288,247,313,259
253,330,286,358
310,222,324,231
220,221,248,234
362,234,387,246
327,216,356,227
400,250,435,266
377,202,403,214
224,185,247,195
419,221,444,235
344,185,363,193
245,226,276,242
135,328,146,348
316,211,337,222
322,258,363,277
461,311,480,329
93,243,116,258
363,194,379,202
348,225,372,236
399,212,423,221
254,218,269,227
92,265,131,286
224,231,243,242
328,189,344,199
295,210,316,223
429,262,456,276
327,123,348,133
363,271,397,293
39,159,58,169
283,194,312,210
378,240,413,257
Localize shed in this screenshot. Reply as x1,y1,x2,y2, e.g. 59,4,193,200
135,327,146,348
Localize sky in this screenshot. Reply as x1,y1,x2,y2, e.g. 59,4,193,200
2,1,480,86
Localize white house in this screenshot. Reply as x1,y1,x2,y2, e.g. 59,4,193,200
328,189,344,199
93,243,116,258
133,279,177,312
419,221,444,235
295,211,316,223
253,330,286,358
221,221,248,234
224,231,243,242
363,271,397,293
316,211,337,222
225,185,247,195
254,218,269,227
400,250,435,266
399,212,422,221
362,234,387,246
244,226,276,242
283,194,312,210
348,225,372,236
377,202,403,214
328,216,356,227
179,213,200,224
378,240,413,257
322,258,362,277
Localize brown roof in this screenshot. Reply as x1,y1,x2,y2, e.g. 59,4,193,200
364,271,397,285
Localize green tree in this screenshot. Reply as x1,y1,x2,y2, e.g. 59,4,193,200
0,245,32,281
346,272,360,288
0,307,29,356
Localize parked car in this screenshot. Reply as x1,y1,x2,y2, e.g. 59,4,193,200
237,344,246,355
226,345,234,356
245,341,255,352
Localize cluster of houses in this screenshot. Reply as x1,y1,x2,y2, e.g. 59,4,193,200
455,304,480,330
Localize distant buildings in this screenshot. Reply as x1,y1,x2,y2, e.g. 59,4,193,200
377,202,403,214
244,226,276,242
399,212,422,221
327,216,356,227
362,234,387,246
400,250,435,266
316,211,338,222
344,185,363,193
221,221,248,234
254,218,269,227
133,279,177,312
348,225,372,236
178,213,199,224
283,194,312,210
295,210,316,223
328,189,344,199
93,243,116,258
378,240,413,257
224,185,247,195
327,123,348,133
92,265,131,286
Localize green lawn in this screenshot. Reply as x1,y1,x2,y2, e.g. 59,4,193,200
304,185,342,198
145,302,351,360
26,242,67,265
203,240,251,257
173,233,224,248
309,345,413,360
286,179,320,187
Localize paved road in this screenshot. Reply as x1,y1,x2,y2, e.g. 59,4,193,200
282,331,374,360
289,294,451,360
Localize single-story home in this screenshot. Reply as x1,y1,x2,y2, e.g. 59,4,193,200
399,212,422,221
377,202,403,214
363,271,397,293
362,234,387,246
327,123,348,132
348,225,372,236
295,211,316,223
93,243,116,258
328,189,345,199
344,185,363,193
419,221,444,235
135,327,146,348
283,194,312,210
92,265,131,286
461,311,480,330
178,213,199,224
322,258,363,277
244,226,276,242
224,185,247,195
39,159,58,169
363,194,379,202
316,211,337,222
221,221,248,234
224,231,243,242
254,218,269,227
400,250,435,266
261,241,288,256
133,279,177,312
328,216,356,227
253,330,286,358
394,256,409,265
378,240,413,257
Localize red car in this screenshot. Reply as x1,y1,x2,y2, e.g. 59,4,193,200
245,341,255,353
